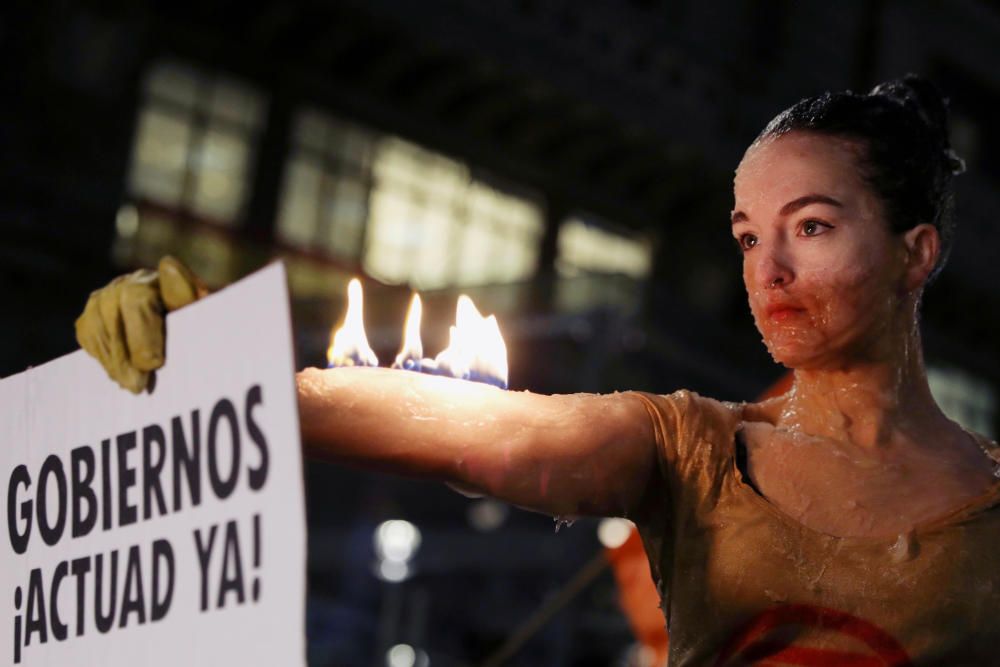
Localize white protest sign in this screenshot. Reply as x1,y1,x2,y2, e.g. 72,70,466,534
1,262,306,665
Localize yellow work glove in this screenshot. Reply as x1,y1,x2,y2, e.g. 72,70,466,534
75,256,207,393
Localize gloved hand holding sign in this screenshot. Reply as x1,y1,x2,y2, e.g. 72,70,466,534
75,256,207,393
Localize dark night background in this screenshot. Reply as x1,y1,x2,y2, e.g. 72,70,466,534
1,1,998,665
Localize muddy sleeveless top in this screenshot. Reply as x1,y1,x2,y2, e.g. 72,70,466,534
629,390,1000,667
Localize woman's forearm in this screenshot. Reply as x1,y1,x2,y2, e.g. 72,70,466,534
295,366,658,518
297,366,535,480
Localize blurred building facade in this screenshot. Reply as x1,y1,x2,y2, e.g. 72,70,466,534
2,1,999,664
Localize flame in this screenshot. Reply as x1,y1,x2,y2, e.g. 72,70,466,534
327,278,379,367
392,293,423,370
326,281,509,388
432,295,508,388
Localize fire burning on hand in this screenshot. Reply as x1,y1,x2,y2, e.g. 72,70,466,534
392,293,424,372
326,279,380,368
327,279,509,389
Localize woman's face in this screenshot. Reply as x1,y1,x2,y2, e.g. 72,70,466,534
732,131,911,370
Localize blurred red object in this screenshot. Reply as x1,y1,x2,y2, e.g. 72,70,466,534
607,527,669,665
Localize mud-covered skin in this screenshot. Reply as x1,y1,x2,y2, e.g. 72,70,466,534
636,390,1000,667
731,131,996,538
295,131,994,539
733,132,916,372
297,366,659,520
740,397,997,539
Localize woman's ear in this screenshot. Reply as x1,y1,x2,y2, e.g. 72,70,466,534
902,223,940,291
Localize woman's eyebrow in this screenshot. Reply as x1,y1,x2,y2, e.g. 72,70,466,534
731,193,844,225
780,193,843,215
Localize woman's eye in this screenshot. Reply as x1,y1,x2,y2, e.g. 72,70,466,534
737,233,758,251
800,220,832,237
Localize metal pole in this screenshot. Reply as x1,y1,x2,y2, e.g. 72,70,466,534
478,550,609,667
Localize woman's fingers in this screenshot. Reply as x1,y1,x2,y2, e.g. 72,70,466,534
76,256,205,394
74,276,152,394
75,290,111,369
98,277,152,393
119,269,165,372
158,255,206,311
115,360,150,394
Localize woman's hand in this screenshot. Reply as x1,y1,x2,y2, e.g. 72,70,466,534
297,366,661,519
74,256,207,393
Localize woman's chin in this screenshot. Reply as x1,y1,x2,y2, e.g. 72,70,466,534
766,342,855,371
762,339,824,369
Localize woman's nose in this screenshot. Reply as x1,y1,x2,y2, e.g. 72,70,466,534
755,245,794,290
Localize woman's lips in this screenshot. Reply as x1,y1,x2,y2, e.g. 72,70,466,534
764,303,807,321
769,307,806,322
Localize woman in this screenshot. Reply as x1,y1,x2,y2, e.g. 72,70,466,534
78,75,1000,665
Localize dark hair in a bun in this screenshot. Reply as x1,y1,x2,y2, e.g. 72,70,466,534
753,74,964,283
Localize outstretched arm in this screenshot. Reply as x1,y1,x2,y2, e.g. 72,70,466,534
297,366,660,519
73,258,666,519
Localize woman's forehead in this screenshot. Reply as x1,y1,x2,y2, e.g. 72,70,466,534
733,132,869,210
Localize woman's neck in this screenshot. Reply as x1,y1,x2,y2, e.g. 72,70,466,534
779,322,948,450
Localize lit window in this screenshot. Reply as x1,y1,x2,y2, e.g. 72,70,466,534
929,366,996,439
273,110,544,289
276,110,374,259
363,137,544,289
556,216,652,279
127,60,266,225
